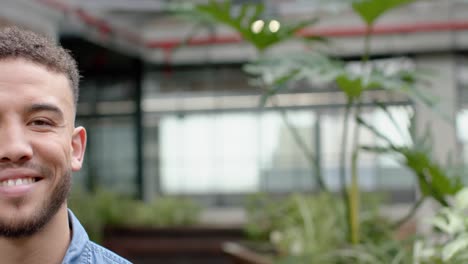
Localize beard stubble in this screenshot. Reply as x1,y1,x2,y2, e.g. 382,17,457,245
0,163,71,238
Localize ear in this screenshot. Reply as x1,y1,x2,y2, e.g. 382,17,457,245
71,126,87,171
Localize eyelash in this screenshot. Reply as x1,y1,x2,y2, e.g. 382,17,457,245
29,119,55,127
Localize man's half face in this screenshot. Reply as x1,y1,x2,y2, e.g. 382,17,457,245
0,58,86,237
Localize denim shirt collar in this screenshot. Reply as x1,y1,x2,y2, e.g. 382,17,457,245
62,209,89,263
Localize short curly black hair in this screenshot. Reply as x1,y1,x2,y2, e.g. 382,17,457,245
0,27,79,105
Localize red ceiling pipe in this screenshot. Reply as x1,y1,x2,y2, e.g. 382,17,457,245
145,35,243,49
302,20,468,36
74,9,112,35
146,20,468,49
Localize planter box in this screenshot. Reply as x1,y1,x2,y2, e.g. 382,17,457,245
103,226,247,264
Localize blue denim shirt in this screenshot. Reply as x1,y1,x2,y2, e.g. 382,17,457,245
62,210,132,264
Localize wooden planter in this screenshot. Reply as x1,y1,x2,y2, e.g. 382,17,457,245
103,226,251,264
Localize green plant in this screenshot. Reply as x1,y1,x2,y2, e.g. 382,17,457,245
130,196,201,227
245,192,412,264
69,188,137,242
245,193,347,257
359,105,463,227
172,0,319,53
246,0,428,244
413,188,468,263
68,188,201,242
172,0,463,260
345,0,422,242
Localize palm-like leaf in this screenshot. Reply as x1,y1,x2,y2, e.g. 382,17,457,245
358,110,463,206
244,52,438,110
352,0,418,26
245,52,345,87
179,0,318,52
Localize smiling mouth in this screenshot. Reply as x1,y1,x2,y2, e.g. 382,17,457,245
0,177,40,187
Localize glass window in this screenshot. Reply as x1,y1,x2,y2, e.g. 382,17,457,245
146,105,413,196
147,110,316,194
320,105,414,192
140,58,416,201
75,117,137,196
259,111,316,192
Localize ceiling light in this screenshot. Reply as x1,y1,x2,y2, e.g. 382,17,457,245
251,20,265,34
269,20,280,33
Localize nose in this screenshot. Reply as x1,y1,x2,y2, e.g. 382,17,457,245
0,122,33,163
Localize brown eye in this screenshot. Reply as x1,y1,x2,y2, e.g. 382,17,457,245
30,119,53,127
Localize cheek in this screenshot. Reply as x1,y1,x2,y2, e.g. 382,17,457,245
32,135,73,170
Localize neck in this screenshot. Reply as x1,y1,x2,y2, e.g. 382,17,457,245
0,205,71,264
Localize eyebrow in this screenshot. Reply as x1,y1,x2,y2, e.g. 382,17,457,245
26,103,64,120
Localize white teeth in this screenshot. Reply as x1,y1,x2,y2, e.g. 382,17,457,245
0,178,35,187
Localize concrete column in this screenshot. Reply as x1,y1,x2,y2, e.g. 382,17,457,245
413,53,458,233
414,53,458,163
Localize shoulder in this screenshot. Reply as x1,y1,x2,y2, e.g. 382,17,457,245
65,210,132,264
86,241,132,264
